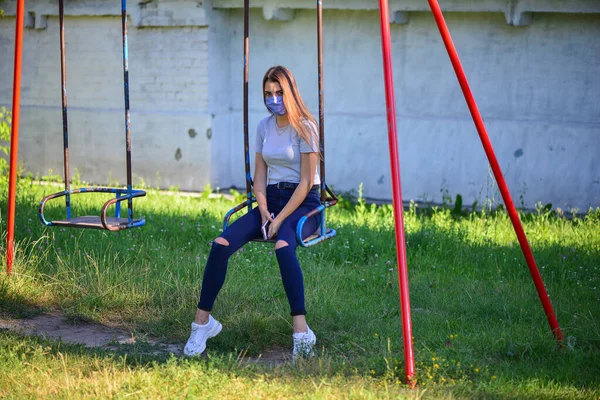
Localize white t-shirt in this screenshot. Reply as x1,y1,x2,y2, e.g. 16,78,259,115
255,115,320,186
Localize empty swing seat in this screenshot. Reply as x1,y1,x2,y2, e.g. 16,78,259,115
39,1,145,233
49,216,145,230
39,187,146,232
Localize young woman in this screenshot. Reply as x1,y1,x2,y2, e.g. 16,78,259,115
184,66,321,360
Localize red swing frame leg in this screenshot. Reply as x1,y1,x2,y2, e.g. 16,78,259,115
378,0,416,386
427,0,563,344
6,0,25,275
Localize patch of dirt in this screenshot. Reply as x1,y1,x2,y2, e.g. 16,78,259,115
0,311,182,356
249,345,291,366
0,311,291,365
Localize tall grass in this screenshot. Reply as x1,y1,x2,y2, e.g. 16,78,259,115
1,181,599,398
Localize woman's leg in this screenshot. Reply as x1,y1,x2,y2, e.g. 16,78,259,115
185,207,265,357
197,207,263,316
274,202,320,330
273,199,320,358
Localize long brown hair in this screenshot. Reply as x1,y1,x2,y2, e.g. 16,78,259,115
262,66,318,151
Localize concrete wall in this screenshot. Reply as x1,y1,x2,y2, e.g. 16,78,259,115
211,1,600,210
2,0,599,210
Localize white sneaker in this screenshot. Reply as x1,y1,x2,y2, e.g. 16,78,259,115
183,315,222,357
293,325,316,360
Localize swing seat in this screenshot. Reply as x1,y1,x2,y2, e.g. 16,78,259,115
223,195,337,247
305,229,333,243
39,187,146,232
49,216,145,230
248,228,330,244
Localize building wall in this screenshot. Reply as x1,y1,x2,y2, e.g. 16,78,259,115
0,0,211,190
2,0,599,209
211,2,600,210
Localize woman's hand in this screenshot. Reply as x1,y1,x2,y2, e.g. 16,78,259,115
267,217,282,239
259,206,275,226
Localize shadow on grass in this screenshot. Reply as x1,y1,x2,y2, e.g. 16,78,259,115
0,281,47,319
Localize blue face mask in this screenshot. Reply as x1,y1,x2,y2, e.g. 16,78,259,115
265,95,287,116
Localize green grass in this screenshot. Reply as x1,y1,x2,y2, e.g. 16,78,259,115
1,180,599,399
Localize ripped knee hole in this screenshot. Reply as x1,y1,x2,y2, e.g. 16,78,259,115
214,237,230,246
275,240,289,250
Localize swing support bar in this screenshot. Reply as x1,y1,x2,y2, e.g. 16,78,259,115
377,0,415,385
6,0,25,275
427,0,563,343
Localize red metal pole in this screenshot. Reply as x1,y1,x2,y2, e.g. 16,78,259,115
427,0,563,343
6,0,25,275
377,0,415,385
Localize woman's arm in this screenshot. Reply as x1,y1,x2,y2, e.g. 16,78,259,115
254,153,273,224
268,151,318,238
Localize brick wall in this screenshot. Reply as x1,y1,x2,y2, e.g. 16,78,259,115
0,0,211,191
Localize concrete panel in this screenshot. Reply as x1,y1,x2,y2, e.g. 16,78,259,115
0,14,211,191
133,113,211,191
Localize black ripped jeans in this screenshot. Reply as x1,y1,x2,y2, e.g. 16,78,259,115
198,184,320,316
